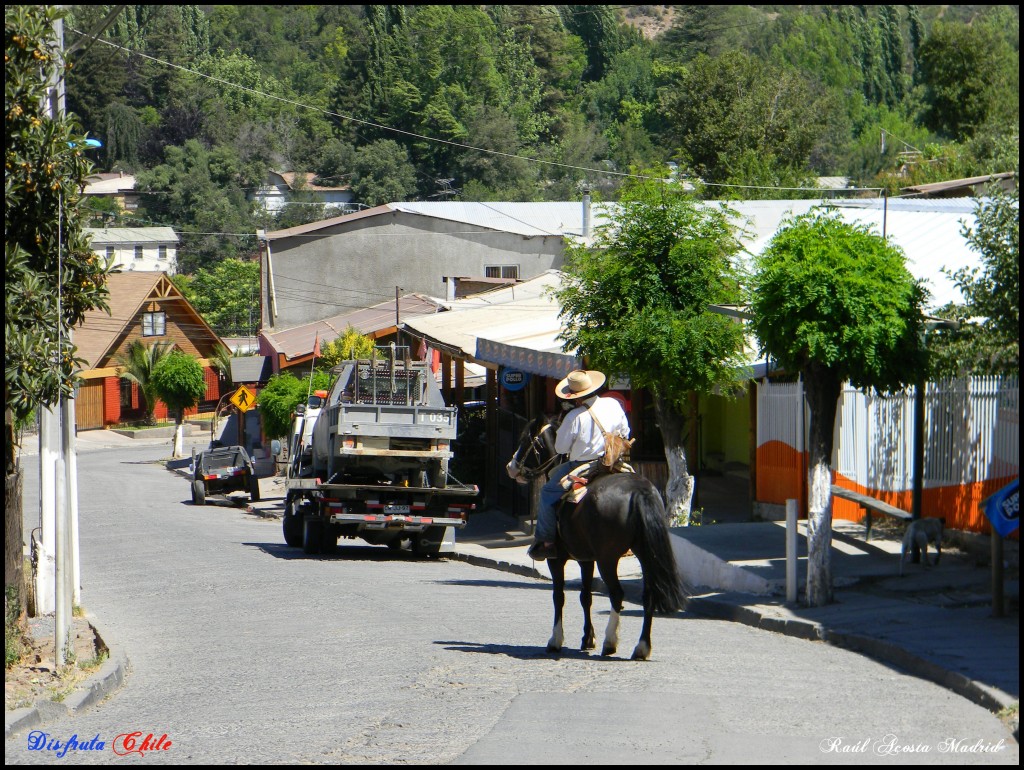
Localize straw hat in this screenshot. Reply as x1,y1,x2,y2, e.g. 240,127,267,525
554,369,606,400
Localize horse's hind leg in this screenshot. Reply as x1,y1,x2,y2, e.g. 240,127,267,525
632,586,654,661
596,559,624,656
547,558,566,653
579,561,596,650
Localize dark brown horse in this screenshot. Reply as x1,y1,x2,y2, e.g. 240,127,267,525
506,415,687,660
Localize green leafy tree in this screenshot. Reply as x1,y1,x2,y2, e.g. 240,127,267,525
748,211,928,606
319,326,376,371
135,139,260,272
555,177,747,524
151,350,208,458
350,139,417,206
171,258,260,337
115,340,173,426
6,4,113,618
660,51,837,184
936,185,1020,376
916,20,1019,141
257,371,331,440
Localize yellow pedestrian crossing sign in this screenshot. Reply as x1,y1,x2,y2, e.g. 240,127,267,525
230,385,256,412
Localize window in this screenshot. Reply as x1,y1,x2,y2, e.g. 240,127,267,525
105,246,115,263
134,245,144,260
120,378,134,409
485,265,519,279
158,246,167,260
142,311,166,337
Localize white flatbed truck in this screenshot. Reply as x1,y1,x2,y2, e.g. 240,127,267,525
282,346,478,556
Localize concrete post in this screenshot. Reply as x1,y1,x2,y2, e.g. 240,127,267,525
786,499,798,603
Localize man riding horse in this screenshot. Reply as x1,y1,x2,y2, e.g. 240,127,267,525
527,368,631,561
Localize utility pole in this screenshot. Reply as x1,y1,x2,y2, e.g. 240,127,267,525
36,12,77,667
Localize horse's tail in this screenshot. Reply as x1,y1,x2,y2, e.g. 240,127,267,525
631,484,688,613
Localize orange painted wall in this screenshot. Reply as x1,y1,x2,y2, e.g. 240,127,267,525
758,439,1017,537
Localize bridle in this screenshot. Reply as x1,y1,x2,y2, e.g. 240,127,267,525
509,418,560,481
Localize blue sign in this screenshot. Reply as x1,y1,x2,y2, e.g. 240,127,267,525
984,479,1019,537
500,368,529,392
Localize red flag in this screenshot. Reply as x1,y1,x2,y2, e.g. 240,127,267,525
313,332,321,359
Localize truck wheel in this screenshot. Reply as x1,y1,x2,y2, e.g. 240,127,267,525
249,476,261,502
302,518,323,555
191,479,206,506
282,496,303,548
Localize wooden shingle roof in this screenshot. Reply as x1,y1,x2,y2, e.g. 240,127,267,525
74,272,222,371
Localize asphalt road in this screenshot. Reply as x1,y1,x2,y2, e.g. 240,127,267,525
6,441,1018,765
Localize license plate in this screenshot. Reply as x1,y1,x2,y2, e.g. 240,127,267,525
384,504,410,514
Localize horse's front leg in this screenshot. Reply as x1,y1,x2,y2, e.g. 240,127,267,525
578,560,596,650
596,558,624,656
547,557,566,653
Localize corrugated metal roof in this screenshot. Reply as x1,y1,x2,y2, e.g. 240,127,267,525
261,293,446,362
82,174,136,195
723,199,981,309
402,271,581,377
390,201,615,238
230,356,273,384
84,227,178,245
901,171,1015,195
265,201,616,240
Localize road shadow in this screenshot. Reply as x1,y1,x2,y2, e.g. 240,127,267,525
433,640,642,663
243,541,452,563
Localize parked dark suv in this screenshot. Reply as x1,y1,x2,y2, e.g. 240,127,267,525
190,444,260,505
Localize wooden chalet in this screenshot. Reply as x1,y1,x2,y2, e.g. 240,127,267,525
73,272,226,430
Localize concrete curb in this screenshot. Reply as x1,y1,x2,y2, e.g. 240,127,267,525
4,614,129,741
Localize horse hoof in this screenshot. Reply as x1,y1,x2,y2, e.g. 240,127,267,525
547,643,562,654
601,643,617,656
631,642,651,661
581,637,596,651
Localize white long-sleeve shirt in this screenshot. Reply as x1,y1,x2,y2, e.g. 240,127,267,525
554,395,630,462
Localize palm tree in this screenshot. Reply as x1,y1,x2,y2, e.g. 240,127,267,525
115,340,174,425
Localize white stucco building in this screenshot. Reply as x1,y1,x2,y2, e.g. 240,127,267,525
85,226,180,274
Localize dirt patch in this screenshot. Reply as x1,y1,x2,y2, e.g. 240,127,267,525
5,614,107,713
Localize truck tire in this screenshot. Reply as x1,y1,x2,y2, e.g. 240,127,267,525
191,479,206,506
302,518,323,555
249,476,261,502
282,496,303,548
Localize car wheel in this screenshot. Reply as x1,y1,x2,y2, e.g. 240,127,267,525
191,479,206,506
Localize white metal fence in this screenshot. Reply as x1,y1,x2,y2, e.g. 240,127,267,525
756,376,1019,530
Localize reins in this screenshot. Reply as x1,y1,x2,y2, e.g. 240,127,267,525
515,420,560,480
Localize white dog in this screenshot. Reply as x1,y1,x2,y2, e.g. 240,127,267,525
899,517,945,576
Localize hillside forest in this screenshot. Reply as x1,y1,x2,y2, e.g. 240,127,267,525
63,5,1018,282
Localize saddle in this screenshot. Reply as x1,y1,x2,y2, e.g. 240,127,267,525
559,459,635,504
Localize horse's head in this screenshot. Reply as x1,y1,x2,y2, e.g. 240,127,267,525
505,414,561,484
